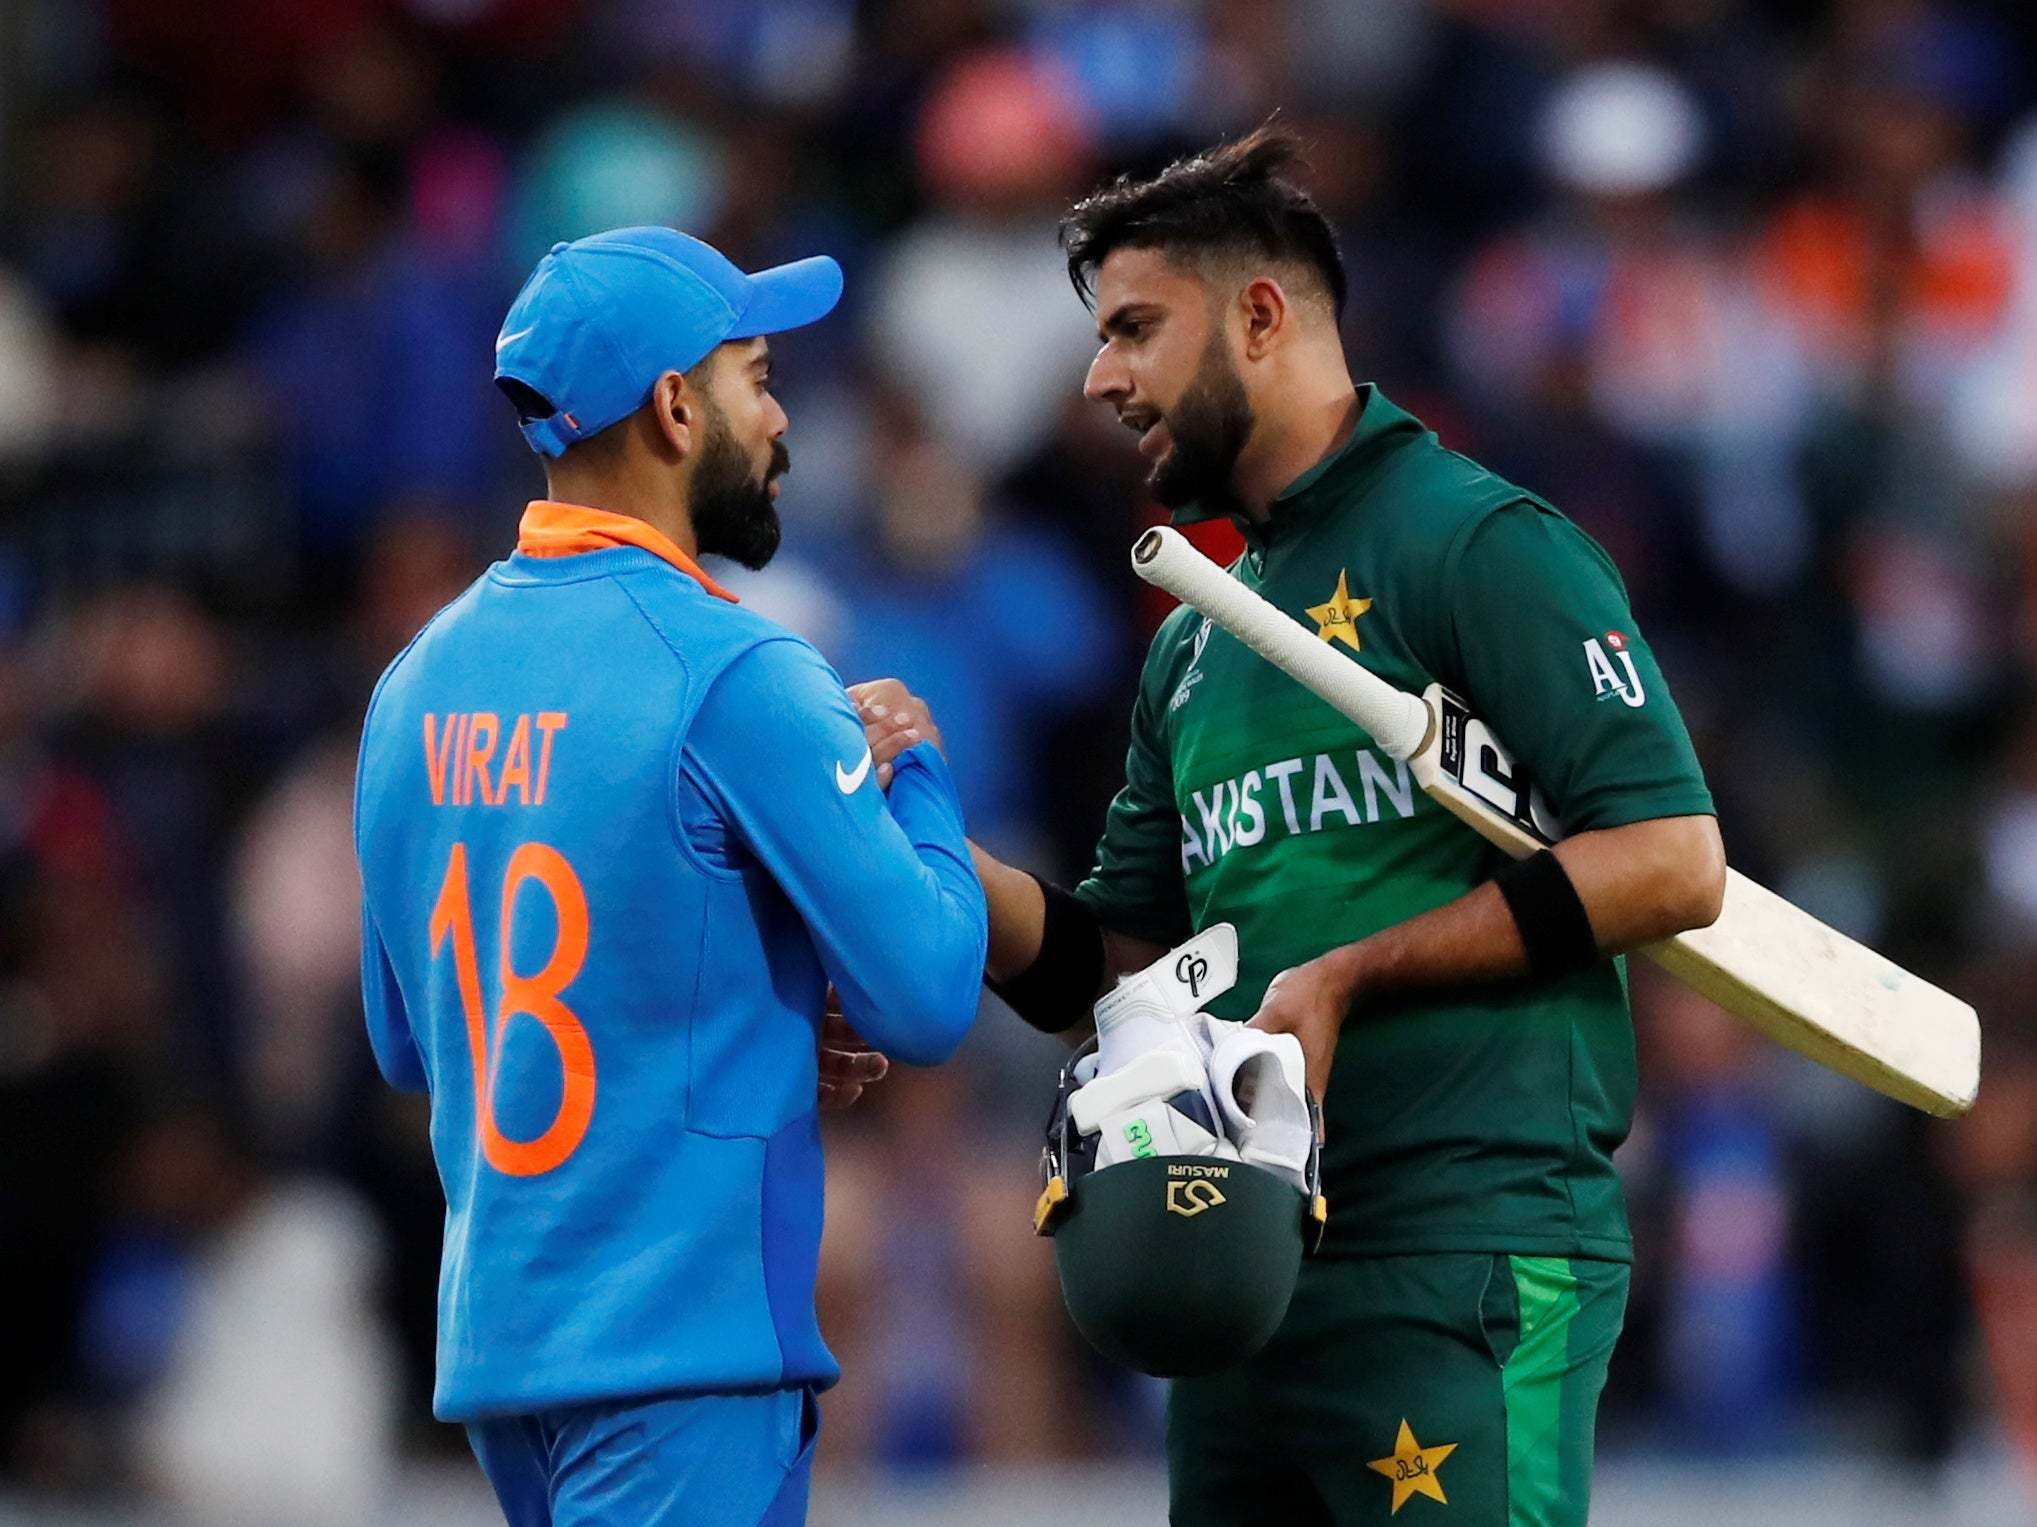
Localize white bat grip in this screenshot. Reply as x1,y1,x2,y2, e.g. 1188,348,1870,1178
1131,526,1434,761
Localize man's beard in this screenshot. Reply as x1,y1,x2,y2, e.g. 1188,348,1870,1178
1149,335,1255,512
691,409,788,570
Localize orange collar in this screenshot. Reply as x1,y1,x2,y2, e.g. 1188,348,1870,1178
515,501,739,604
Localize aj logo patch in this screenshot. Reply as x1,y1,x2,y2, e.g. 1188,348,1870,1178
1583,631,1645,707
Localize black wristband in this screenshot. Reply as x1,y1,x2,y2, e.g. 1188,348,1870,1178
1492,849,1599,980
986,877,1106,1035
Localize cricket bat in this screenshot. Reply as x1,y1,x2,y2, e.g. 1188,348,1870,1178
1132,525,1980,1118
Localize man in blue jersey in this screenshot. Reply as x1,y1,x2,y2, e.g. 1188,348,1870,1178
353,227,989,1527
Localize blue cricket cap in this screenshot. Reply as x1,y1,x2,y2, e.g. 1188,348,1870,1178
494,226,844,458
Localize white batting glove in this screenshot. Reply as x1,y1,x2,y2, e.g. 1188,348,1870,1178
1091,924,1238,1073
1208,1025,1313,1193
1070,1047,1240,1168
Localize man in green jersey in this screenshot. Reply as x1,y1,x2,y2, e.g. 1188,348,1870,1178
857,126,1725,1525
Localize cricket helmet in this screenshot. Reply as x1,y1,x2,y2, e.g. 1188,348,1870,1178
1034,1037,1327,1378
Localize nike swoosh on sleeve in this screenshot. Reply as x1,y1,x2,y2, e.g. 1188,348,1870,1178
496,326,536,352
835,750,873,793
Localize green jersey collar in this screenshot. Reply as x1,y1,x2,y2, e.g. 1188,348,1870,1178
1170,383,1428,548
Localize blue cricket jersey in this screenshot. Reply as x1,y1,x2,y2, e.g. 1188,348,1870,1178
354,501,988,1421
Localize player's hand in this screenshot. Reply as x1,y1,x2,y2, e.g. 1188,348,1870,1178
819,993,889,1111
848,678,945,790
1246,952,1359,1105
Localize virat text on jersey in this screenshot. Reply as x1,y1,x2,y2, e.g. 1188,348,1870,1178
422,711,568,807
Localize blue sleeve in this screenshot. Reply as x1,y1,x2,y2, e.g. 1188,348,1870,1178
683,638,988,1066
360,899,428,1092
355,659,428,1094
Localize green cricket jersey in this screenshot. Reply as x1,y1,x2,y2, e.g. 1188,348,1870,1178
1076,385,1713,1261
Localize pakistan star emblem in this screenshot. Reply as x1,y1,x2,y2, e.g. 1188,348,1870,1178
1367,1419,1457,1514
1306,570,1372,652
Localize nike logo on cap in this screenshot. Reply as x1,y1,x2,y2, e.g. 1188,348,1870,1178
496,326,536,352
835,749,872,794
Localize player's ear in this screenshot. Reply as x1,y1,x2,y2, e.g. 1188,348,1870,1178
650,370,693,459
1238,276,1289,362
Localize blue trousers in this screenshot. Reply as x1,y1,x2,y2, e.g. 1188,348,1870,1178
466,1386,819,1527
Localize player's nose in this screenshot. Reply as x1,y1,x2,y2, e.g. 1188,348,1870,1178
1084,346,1128,405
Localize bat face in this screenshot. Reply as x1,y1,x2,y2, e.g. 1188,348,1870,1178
1409,684,1561,860
1426,686,1563,849
1413,679,1976,1116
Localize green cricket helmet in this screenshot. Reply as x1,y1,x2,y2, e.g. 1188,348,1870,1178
1034,1037,1327,1379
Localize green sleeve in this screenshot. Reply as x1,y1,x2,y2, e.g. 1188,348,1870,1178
1074,669,1194,948
1434,501,1714,833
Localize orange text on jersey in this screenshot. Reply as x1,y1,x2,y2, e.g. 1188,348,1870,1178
424,712,567,807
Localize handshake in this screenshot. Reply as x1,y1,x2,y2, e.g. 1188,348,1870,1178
1067,925,1316,1194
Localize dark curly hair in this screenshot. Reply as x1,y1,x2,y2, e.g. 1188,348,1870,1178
1059,121,1346,318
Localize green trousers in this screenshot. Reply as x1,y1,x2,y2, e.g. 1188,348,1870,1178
1167,1252,1628,1525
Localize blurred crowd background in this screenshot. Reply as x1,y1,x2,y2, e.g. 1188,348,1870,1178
3,0,2037,1519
